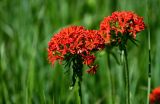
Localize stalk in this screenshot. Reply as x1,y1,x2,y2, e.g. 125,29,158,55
78,76,82,104
77,66,82,104
146,0,151,104
122,48,130,104
147,44,151,104
107,52,114,104
72,55,83,104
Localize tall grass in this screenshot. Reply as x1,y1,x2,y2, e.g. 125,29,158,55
0,0,160,104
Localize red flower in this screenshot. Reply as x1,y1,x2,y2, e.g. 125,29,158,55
86,65,98,74
100,11,145,45
150,94,156,104
83,55,95,65
100,16,112,44
150,87,160,104
48,26,105,74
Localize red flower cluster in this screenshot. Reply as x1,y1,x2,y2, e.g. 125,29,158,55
48,26,104,74
100,11,145,44
150,87,160,104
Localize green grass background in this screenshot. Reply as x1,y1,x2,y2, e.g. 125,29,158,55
0,0,160,104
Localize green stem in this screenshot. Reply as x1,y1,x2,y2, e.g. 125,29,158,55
107,52,114,104
147,74,151,104
146,0,151,103
78,77,82,104
72,55,83,104
147,49,151,104
123,48,130,104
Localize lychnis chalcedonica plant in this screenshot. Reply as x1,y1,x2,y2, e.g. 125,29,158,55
48,11,146,104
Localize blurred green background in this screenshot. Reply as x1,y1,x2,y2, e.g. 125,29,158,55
0,0,160,104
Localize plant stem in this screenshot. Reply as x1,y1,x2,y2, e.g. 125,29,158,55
78,76,82,104
146,0,151,103
72,55,83,104
123,48,130,104
147,45,151,104
146,31,151,104
107,52,114,104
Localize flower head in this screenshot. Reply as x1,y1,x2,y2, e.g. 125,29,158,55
48,26,105,73
150,87,160,104
100,11,145,47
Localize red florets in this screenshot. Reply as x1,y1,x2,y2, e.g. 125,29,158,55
150,87,160,104
86,65,98,74
48,26,104,74
100,11,145,45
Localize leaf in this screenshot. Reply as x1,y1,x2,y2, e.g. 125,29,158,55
129,36,140,46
